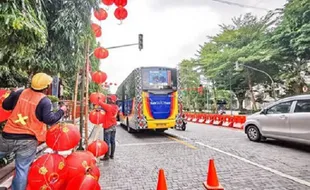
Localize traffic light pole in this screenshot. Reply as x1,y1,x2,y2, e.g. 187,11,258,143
88,34,143,57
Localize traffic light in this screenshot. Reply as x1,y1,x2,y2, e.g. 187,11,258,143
138,34,143,51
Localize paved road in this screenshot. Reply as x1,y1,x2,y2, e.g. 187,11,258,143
97,123,310,190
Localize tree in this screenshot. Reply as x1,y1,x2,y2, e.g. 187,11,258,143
0,0,100,93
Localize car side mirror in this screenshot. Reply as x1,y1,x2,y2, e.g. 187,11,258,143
261,109,267,115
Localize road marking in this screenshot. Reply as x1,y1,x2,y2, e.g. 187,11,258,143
118,141,178,147
195,141,310,187
167,136,198,149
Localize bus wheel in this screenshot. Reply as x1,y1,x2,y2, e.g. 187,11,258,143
126,119,134,133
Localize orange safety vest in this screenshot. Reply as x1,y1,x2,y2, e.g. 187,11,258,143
3,89,47,142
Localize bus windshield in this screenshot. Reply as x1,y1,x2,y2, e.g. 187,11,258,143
141,67,177,90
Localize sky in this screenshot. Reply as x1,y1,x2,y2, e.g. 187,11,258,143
92,0,287,93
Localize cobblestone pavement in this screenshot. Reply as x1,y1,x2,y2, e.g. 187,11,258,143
97,123,310,190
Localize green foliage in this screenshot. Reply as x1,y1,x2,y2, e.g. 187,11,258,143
47,95,59,103
180,0,310,110
0,0,100,94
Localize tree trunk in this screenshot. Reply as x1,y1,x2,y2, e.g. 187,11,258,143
246,70,257,111
212,80,218,113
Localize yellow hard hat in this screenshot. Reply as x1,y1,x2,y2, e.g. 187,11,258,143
31,73,53,90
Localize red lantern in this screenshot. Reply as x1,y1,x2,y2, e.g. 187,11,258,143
46,123,81,151
88,165,100,181
89,109,105,125
109,82,113,86
114,83,117,86
114,7,128,20
92,71,107,84
104,82,108,85
114,0,127,7
94,47,109,59
89,92,106,105
0,89,12,122
104,84,109,88
65,175,100,190
94,8,108,21
28,154,67,190
91,23,102,37
87,140,108,157
65,151,96,180
102,0,114,6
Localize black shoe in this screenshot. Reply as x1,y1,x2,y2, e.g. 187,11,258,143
110,155,114,159
100,156,109,161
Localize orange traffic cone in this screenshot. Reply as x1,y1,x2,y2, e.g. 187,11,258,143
157,169,168,190
203,159,224,190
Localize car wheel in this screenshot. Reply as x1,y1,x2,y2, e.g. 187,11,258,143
246,125,261,142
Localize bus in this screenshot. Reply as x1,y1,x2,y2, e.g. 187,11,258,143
116,66,184,133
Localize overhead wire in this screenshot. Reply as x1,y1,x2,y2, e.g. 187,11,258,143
208,0,269,11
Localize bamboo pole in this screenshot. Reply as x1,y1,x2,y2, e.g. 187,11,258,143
72,68,79,125
84,40,90,147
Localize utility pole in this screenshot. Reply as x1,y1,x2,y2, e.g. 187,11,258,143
229,69,233,115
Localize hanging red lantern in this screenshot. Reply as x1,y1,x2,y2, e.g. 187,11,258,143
92,71,108,84
65,151,96,180
102,0,114,6
87,140,108,157
91,23,102,37
46,123,81,151
94,47,109,59
114,83,117,86
114,7,128,20
114,0,127,7
94,8,108,21
104,84,109,88
109,82,113,86
89,109,105,125
89,92,106,105
65,175,101,190
0,89,12,122
28,153,67,190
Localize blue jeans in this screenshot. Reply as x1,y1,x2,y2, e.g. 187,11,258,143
0,135,37,190
104,130,116,147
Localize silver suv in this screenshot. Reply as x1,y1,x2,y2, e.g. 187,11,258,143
244,95,310,144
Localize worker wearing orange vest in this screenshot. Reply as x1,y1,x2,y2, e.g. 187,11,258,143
0,73,67,190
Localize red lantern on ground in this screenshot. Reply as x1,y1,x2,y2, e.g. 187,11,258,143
87,140,108,157
91,23,102,37
28,154,67,190
65,175,100,190
94,8,108,21
65,151,96,180
102,0,114,6
46,123,81,151
92,71,107,84
88,165,101,181
89,109,105,125
0,89,11,122
114,7,128,20
89,92,106,105
94,47,109,59
114,0,127,7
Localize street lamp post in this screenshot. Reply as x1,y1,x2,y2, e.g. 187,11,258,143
229,69,233,115
235,62,277,100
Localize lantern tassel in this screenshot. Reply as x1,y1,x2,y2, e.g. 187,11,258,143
117,19,123,25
